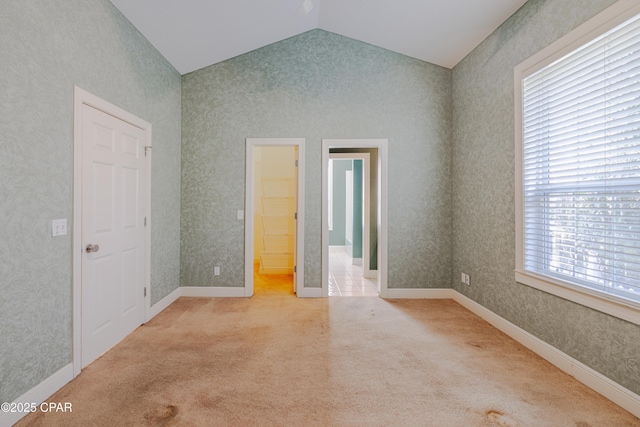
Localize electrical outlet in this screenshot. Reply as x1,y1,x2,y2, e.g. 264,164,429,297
214,266,220,276
461,272,470,285
52,219,67,237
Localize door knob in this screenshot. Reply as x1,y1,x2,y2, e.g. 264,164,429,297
86,244,100,253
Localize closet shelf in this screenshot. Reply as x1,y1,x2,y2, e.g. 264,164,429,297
258,176,295,274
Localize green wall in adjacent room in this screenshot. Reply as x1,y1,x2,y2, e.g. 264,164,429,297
329,160,352,246
352,159,363,259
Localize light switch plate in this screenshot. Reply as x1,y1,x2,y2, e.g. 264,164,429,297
52,219,67,237
237,210,244,220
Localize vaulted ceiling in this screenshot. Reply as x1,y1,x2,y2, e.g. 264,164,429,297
109,0,528,75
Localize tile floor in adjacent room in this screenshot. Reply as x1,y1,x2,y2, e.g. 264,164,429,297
329,245,378,296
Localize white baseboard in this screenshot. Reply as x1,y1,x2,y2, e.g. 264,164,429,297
0,364,73,427
1,285,242,427
8,287,638,427
385,288,455,299
450,292,640,419
147,287,181,321
296,286,323,298
181,286,246,297
150,284,321,304
363,270,376,279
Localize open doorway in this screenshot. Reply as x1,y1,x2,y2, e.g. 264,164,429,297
254,145,295,295
245,139,305,297
322,139,388,298
328,153,376,296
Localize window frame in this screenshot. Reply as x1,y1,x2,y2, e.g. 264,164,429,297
514,0,640,326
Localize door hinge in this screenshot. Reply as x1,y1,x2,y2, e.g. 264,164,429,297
294,212,297,220
295,160,298,167
144,217,147,227
144,287,147,297
294,266,297,273
144,146,151,157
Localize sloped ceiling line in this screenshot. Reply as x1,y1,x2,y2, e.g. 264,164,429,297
109,0,528,75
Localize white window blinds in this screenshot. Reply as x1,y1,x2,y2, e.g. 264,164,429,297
522,13,640,305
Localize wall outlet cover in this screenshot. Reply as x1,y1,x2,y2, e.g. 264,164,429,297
52,219,67,237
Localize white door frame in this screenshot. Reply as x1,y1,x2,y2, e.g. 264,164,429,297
245,138,306,297
72,86,152,377
329,153,372,277
322,139,388,298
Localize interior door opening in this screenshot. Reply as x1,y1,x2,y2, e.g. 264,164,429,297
253,145,296,295
245,138,305,297
327,154,376,296
322,139,388,298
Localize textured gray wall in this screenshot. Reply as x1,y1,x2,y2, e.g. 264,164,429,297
181,30,452,289
3,0,637,410
0,0,181,403
451,0,640,394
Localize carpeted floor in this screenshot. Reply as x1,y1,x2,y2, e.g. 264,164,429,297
15,292,640,426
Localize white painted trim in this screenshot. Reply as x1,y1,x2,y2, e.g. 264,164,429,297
147,287,181,320
322,139,388,298
144,134,152,323
385,288,455,299
0,364,74,427
451,292,640,419
72,86,152,378
245,138,305,297
515,0,640,79
295,286,323,298
181,286,246,297
513,1,640,327
515,271,640,326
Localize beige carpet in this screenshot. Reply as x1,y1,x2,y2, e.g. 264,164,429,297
16,293,639,426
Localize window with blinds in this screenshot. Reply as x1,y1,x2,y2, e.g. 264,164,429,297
520,11,640,306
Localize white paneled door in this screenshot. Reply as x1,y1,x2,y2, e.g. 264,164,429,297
81,104,146,368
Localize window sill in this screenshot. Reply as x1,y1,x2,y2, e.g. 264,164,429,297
515,270,640,327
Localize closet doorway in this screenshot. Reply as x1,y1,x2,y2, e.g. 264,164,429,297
245,139,305,297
